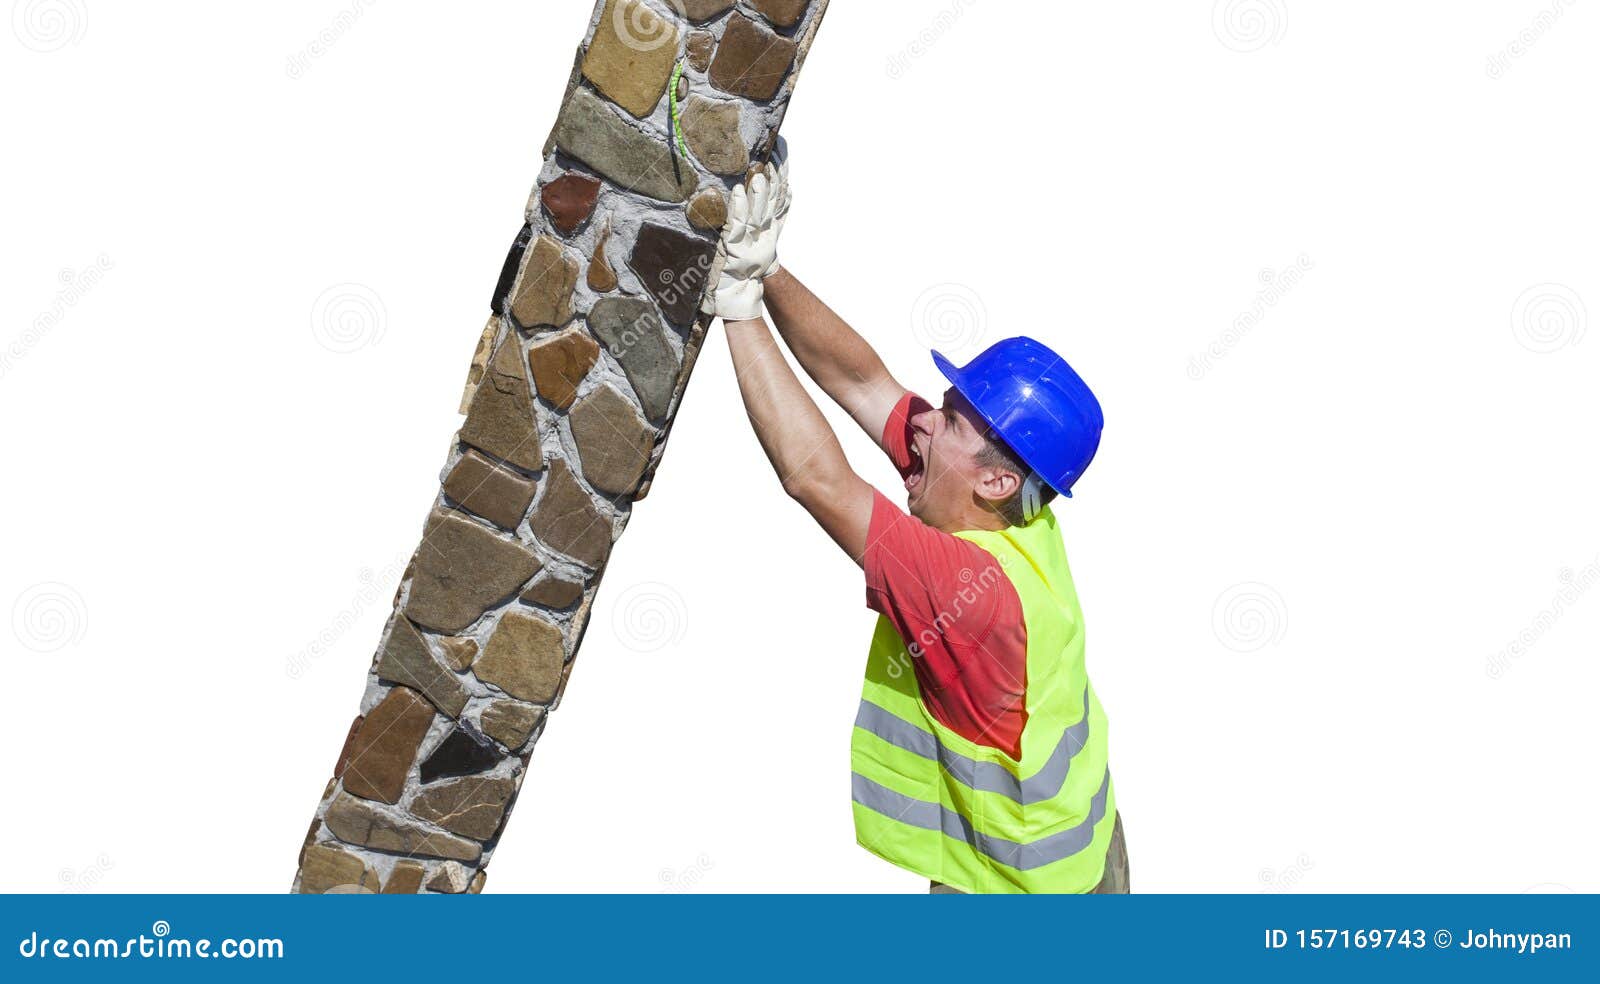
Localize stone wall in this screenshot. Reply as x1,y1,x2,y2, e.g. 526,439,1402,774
293,0,831,895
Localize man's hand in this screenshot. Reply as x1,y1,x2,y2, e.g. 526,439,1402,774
703,146,791,322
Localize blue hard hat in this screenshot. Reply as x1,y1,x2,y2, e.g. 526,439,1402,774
932,337,1104,498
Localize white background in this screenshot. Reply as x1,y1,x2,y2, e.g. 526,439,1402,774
3,1,1597,894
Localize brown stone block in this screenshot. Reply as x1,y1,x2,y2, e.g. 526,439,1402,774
443,449,540,531
375,617,469,719
460,334,543,471
340,687,435,805
439,637,480,673
381,860,427,894
299,843,383,895
528,460,614,569
475,611,567,703
510,235,579,330
750,0,809,29
628,222,717,327
325,792,482,863
581,0,682,118
482,700,546,749
521,574,586,611
680,95,748,176
710,13,797,101
403,510,542,634
410,776,518,841
540,172,602,235
686,30,715,71
588,218,619,293
527,328,600,411
681,0,735,20
570,384,655,497
553,88,698,203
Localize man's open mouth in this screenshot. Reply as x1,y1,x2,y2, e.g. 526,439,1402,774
906,443,926,494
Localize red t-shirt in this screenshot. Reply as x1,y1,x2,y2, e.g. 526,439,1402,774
863,393,1028,760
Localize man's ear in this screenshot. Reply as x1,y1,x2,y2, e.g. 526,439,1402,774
974,465,1022,505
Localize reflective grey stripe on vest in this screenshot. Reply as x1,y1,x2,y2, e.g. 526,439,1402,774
851,769,1111,872
853,688,1091,806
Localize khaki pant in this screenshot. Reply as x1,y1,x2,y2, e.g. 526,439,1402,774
931,812,1130,894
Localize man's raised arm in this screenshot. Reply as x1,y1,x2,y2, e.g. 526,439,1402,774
705,165,874,562
762,266,909,449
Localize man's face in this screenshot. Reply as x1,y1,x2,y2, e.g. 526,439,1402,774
903,388,999,527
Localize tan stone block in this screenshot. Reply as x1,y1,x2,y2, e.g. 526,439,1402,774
582,0,682,118
340,687,435,805
325,792,482,863
510,235,579,330
299,843,382,895
475,611,567,703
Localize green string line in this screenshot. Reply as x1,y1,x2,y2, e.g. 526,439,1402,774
669,62,689,161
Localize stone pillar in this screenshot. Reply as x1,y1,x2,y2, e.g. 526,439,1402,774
293,0,831,895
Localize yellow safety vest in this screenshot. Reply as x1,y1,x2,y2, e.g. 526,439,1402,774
851,505,1115,893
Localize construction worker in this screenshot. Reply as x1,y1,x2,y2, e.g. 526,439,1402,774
703,147,1128,894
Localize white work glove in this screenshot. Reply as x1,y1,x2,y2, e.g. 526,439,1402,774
702,139,791,322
